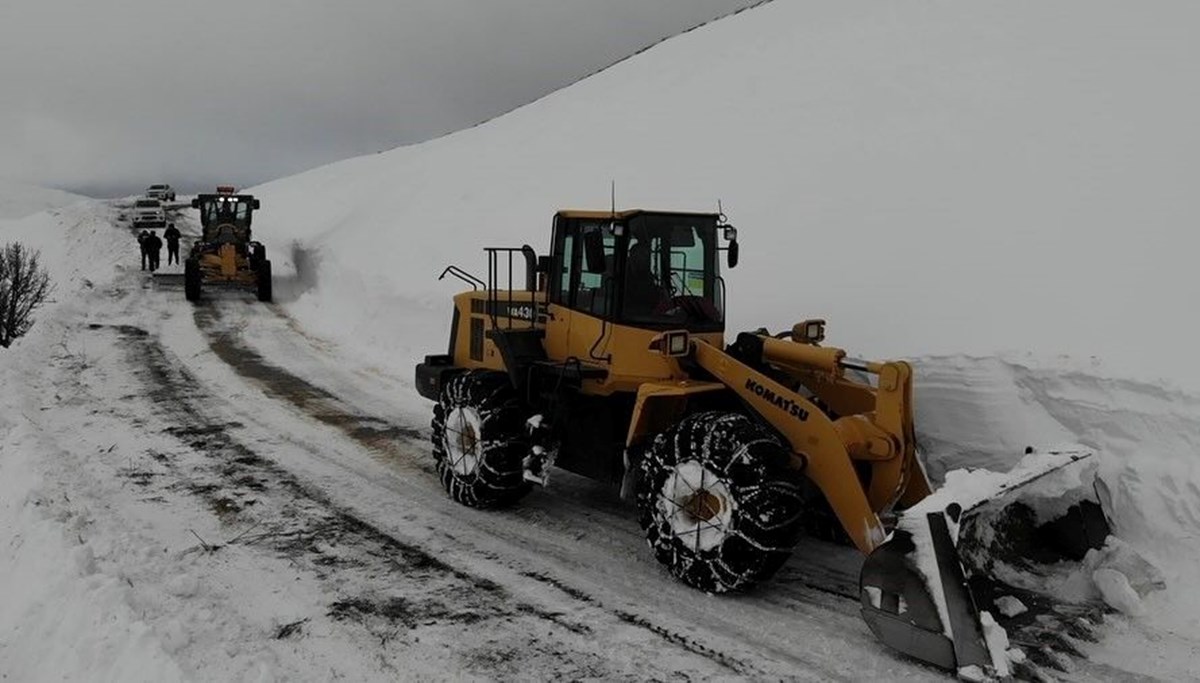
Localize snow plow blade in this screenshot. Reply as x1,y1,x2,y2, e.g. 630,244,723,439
859,448,1112,677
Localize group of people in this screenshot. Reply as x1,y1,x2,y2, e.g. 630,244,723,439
137,225,182,271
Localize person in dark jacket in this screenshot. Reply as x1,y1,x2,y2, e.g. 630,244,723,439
163,223,182,265
145,230,164,272
137,230,151,270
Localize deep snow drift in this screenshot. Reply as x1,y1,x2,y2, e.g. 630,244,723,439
0,179,85,220
252,0,1200,393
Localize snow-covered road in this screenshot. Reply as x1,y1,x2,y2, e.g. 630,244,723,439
0,204,938,681
3,203,1197,681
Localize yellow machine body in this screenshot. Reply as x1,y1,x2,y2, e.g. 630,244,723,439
418,209,1116,675
446,283,929,554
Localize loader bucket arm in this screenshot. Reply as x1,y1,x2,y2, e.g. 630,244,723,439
688,333,998,673
689,334,924,555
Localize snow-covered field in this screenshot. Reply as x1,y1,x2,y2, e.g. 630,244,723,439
3,0,1200,680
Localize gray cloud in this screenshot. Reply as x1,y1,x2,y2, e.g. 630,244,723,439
0,0,757,196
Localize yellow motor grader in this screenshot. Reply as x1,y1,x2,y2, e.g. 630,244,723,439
415,209,1117,676
185,189,271,302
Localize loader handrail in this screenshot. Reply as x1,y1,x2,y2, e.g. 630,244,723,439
438,265,485,291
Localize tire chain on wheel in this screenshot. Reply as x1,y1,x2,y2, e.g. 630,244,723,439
431,371,531,508
636,411,805,593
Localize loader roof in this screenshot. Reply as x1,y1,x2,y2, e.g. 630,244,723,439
556,209,721,221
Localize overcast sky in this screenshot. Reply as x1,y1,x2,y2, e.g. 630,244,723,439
0,0,758,197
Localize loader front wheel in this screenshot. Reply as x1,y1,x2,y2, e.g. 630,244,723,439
432,371,531,508
637,411,805,593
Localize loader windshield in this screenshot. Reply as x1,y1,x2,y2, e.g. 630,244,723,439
622,214,723,330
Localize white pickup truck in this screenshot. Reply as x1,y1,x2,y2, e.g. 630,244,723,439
131,198,167,229
145,184,176,202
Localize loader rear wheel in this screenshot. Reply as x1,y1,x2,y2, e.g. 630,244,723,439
637,411,805,593
432,371,531,508
184,258,201,302
256,259,273,302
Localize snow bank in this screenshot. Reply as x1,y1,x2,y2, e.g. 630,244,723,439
0,179,86,221
0,205,184,681
0,423,184,682
250,0,1200,393
913,354,1200,677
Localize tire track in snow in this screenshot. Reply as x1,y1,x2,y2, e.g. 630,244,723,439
103,320,757,678
185,305,779,677
112,310,778,678
184,299,920,681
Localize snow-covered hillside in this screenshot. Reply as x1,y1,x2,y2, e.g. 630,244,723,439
0,179,85,221
252,0,1200,393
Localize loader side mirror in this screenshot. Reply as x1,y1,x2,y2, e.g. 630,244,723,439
252,199,261,210
191,198,200,209
583,229,607,274
727,239,739,269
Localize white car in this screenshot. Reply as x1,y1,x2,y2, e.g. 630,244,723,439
132,198,167,229
145,184,176,202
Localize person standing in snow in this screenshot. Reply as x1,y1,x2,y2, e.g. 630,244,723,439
137,229,151,271
163,223,182,265
145,230,163,272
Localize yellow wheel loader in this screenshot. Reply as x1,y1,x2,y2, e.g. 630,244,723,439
415,209,1121,677
185,189,272,303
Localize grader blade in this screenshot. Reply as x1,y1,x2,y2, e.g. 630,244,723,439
860,449,1113,676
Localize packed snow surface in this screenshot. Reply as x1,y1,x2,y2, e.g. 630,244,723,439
3,0,1200,680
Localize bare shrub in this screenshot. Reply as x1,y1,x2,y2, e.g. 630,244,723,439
0,242,53,348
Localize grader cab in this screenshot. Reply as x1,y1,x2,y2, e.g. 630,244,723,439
185,191,271,302
415,209,1121,676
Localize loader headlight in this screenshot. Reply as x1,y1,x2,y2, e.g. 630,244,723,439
650,330,691,357
667,331,689,355
793,319,826,345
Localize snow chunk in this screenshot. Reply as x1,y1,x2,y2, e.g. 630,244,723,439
158,618,191,654
863,585,882,609
71,545,95,576
979,610,1011,677
166,573,199,598
994,595,1027,618
1093,568,1145,616
1083,536,1165,597
956,664,986,682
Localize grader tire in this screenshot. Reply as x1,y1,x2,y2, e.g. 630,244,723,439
256,259,273,302
431,371,531,508
637,411,805,593
184,258,201,302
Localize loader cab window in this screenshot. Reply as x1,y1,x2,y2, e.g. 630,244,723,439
622,215,723,330
552,213,723,331
550,218,617,317
575,222,617,316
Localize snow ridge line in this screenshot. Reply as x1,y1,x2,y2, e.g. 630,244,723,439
388,0,776,151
